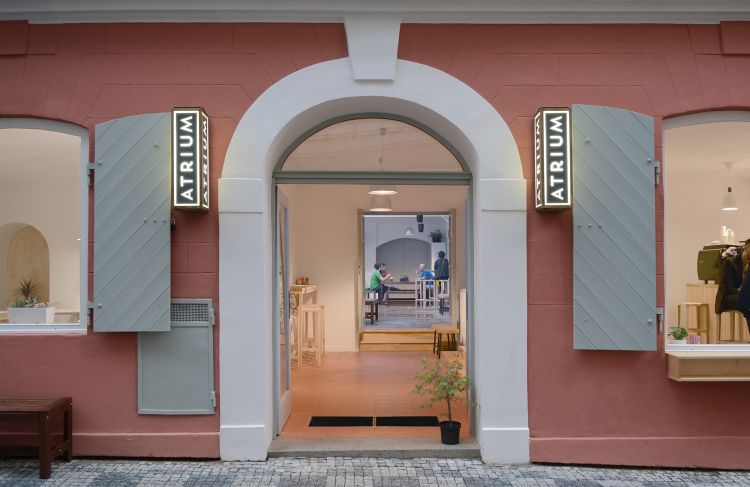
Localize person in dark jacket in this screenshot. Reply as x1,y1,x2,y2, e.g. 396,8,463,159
433,251,450,280
717,241,750,333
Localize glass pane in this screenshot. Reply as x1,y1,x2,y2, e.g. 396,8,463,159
282,118,463,172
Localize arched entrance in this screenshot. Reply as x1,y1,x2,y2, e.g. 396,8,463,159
218,58,528,463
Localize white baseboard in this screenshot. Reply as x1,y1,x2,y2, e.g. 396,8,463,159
480,426,530,464
220,425,270,461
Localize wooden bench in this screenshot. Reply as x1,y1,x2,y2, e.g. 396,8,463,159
0,397,73,479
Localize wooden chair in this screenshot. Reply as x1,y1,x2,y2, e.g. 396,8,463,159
364,299,379,324
717,310,746,343
677,302,709,343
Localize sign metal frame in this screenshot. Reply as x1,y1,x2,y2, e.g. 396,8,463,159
172,107,210,211
534,107,572,211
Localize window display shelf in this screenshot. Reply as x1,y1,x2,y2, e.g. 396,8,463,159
667,351,750,381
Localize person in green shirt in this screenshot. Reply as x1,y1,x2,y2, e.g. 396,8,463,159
368,263,393,304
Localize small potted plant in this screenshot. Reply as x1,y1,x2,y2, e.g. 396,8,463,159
413,358,471,445
668,326,688,344
399,272,409,283
429,229,443,243
7,278,55,324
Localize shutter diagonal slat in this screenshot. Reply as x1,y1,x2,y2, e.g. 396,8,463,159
573,105,656,351
93,113,171,332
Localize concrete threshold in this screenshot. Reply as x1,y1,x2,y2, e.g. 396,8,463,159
268,437,480,459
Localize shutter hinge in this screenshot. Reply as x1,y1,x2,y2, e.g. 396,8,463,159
87,302,102,309
86,162,98,186
654,161,661,187
656,307,664,333
210,308,215,326
210,391,216,408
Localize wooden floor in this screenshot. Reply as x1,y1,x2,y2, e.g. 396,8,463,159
280,352,471,440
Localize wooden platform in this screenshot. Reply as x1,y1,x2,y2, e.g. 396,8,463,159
359,330,437,351
667,352,750,381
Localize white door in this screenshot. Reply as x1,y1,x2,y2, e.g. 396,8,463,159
275,189,292,432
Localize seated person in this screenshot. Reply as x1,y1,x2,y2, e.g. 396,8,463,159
415,263,434,298
368,262,393,305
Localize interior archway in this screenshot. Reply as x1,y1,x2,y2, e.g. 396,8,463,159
218,58,528,463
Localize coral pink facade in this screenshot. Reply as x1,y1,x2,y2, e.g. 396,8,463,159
1,20,750,467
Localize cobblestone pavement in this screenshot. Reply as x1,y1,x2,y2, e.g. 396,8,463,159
1,458,749,486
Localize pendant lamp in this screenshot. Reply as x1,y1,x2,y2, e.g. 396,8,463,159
368,127,397,196
369,195,392,212
722,162,739,211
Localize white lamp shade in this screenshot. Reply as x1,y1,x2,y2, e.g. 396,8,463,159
404,226,415,236
368,185,397,195
369,195,392,212
722,186,738,211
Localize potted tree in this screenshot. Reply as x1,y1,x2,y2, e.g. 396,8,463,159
668,326,688,344
413,358,471,445
7,279,55,324
429,229,444,243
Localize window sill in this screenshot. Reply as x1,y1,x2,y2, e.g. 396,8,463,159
0,323,87,335
667,350,750,382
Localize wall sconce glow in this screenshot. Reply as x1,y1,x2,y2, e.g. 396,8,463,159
369,195,392,212
368,185,397,195
722,186,738,211
404,226,415,236
534,107,572,210
172,107,209,211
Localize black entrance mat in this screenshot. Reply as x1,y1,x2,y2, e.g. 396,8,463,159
308,416,374,427
375,416,440,427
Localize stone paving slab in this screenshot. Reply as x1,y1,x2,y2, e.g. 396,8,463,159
0,457,749,486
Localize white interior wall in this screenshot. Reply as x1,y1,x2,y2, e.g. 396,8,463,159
0,189,80,311
285,184,467,351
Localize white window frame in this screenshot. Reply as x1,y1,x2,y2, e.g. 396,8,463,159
663,111,750,353
0,118,88,335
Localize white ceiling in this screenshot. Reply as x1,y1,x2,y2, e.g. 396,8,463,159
283,118,462,172
665,121,750,179
0,129,80,189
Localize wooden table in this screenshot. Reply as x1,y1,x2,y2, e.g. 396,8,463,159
0,397,73,479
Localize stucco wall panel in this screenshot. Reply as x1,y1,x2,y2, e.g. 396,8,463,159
0,22,347,458
400,23,750,468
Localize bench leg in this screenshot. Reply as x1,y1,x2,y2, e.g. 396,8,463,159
38,413,51,479
64,407,73,462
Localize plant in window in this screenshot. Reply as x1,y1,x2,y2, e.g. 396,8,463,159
668,326,688,343
398,272,409,282
7,278,55,324
413,357,471,445
429,229,444,242
10,279,41,308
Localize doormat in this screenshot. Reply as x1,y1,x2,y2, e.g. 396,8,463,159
375,416,440,427
308,416,374,427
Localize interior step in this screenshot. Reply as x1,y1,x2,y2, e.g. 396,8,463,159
359,330,436,351
269,437,480,459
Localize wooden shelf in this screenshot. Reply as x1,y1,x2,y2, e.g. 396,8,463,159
667,351,750,382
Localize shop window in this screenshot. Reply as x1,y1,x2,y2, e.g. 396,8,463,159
0,125,85,332
664,113,750,349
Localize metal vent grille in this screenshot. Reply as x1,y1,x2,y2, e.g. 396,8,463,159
170,299,213,325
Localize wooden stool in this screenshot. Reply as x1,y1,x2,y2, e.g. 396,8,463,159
677,302,709,343
431,324,459,358
717,310,745,343
364,299,379,325
300,304,325,367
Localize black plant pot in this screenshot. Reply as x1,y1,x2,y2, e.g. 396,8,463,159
439,420,461,445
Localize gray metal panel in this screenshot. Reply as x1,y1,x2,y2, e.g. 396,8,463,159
138,299,215,415
572,105,656,351
93,113,171,332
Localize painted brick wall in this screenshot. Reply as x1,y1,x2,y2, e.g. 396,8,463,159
399,22,750,468
0,21,347,457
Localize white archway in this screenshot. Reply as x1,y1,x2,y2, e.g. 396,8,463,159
218,58,529,463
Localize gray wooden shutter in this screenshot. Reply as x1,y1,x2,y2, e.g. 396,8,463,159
572,105,657,351
138,299,215,414
92,113,171,332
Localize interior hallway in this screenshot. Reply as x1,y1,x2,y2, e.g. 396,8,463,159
279,351,470,440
